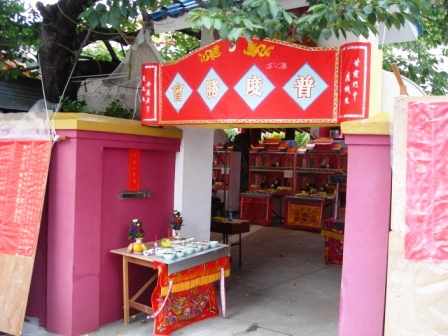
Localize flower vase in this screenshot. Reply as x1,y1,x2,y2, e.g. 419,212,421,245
172,229,182,240
134,237,143,244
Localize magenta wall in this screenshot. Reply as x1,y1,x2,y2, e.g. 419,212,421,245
27,129,180,335
338,134,391,336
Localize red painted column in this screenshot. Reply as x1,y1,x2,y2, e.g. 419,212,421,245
338,134,391,336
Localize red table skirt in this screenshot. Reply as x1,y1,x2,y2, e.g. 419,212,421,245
239,195,272,226
152,256,230,335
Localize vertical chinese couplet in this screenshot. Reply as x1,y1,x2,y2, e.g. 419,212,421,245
128,149,140,191
338,42,371,121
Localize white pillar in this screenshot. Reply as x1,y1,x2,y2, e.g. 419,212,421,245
174,127,215,240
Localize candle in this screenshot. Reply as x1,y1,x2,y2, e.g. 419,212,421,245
155,234,157,242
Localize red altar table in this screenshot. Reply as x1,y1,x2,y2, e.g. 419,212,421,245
239,193,273,226
111,242,230,335
284,196,332,231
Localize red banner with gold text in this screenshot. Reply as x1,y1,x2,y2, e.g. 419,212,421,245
0,140,52,257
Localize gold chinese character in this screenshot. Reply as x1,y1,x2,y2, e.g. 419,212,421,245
172,82,185,102
206,79,220,99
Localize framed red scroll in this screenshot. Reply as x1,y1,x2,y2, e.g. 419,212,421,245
142,39,374,126
338,42,371,121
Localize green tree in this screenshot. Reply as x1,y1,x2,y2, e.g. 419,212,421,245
0,0,41,78
382,1,448,95
187,0,432,44
1,0,446,106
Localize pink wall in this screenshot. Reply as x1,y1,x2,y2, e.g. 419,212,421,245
338,134,391,336
27,130,180,335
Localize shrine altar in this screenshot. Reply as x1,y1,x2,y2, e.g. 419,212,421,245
111,243,230,335
284,196,333,231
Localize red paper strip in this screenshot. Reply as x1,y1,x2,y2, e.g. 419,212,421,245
141,63,160,123
128,149,140,191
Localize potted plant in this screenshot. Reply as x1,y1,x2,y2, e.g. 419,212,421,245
128,219,145,243
170,210,183,238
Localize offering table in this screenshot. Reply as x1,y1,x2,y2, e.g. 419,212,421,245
111,242,230,335
284,195,333,231
239,192,273,226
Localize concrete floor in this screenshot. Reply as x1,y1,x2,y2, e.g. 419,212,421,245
22,223,342,336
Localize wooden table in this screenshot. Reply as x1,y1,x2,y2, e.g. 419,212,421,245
110,246,156,325
211,218,250,267
111,242,230,328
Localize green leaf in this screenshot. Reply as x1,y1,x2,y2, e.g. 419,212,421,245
214,18,223,30
367,12,376,26
96,3,107,12
256,2,269,18
88,13,100,28
100,13,109,26
268,0,280,18
282,11,293,25
408,2,420,18
119,6,128,17
308,4,327,12
318,17,328,29
218,23,229,39
202,17,213,29
362,6,373,15
243,18,253,27
109,15,119,28
321,28,332,40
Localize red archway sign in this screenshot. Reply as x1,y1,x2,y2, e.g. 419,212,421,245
141,38,371,126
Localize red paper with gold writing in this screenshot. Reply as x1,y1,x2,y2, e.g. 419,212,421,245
0,140,52,257
128,149,140,191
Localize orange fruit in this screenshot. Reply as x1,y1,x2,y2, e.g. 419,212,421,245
132,243,143,253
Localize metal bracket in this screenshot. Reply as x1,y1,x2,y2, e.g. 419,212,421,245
119,190,152,200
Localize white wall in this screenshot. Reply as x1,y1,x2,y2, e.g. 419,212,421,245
174,127,214,240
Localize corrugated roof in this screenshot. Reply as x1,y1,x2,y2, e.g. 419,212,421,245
0,77,43,112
